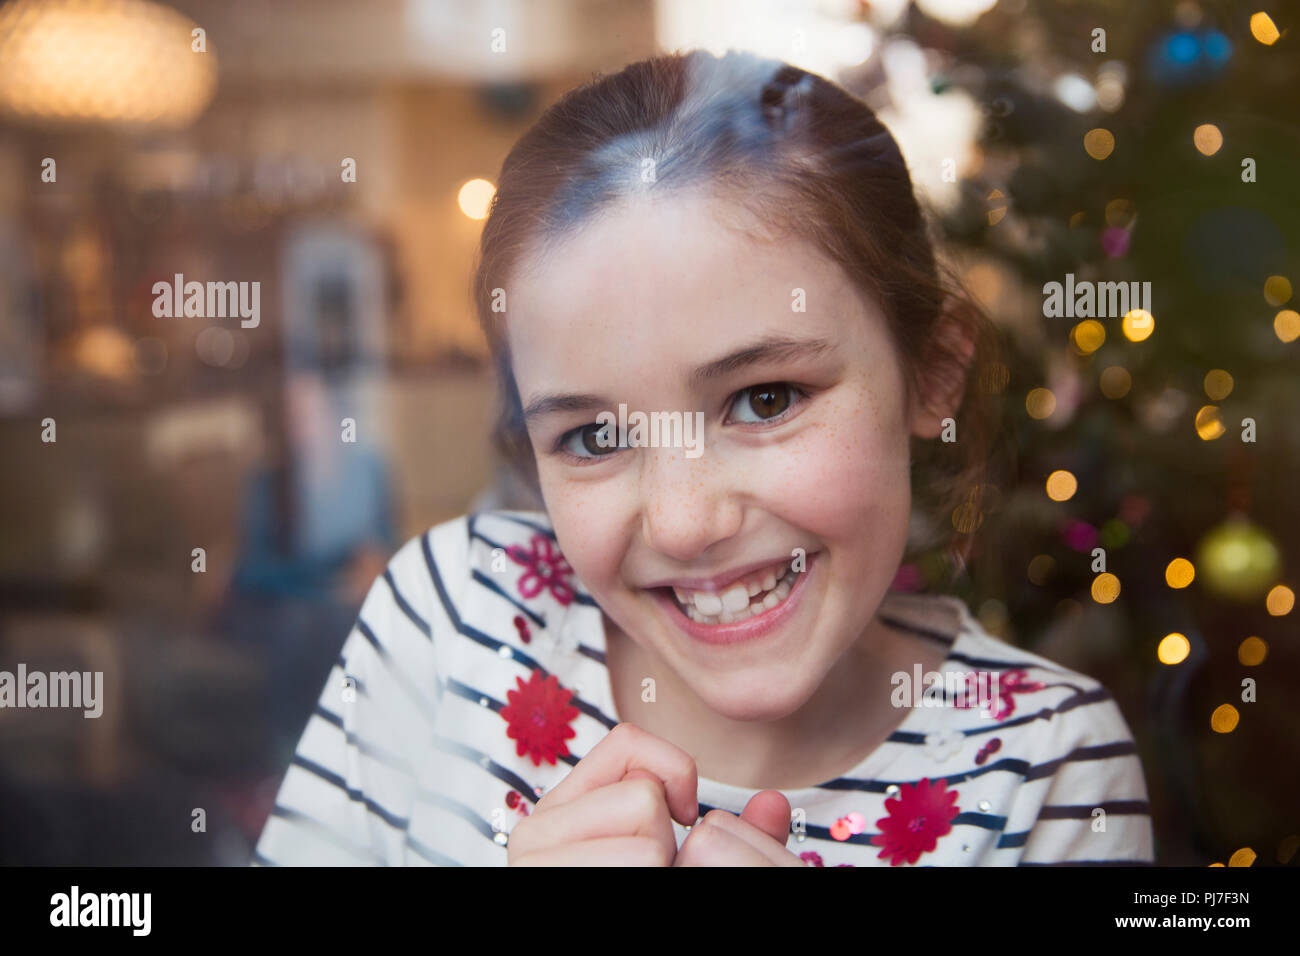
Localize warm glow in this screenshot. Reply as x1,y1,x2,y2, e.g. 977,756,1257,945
1122,309,1155,341
1238,636,1267,666
1165,558,1195,588
1195,405,1225,440
1266,584,1295,615
1045,470,1077,501
1193,124,1223,155
1091,573,1121,604
0,0,217,127
1026,387,1057,419
1250,12,1281,45
1210,703,1239,733
1071,320,1106,354
1099,366,1132,399
458,179,496,220
1228,847,1257,867
1275,309,1300,342
1027,554,1055,586
1157,633,1190,665
1203,369,1234,400
1084,128,1115,160
1264,274,1293,306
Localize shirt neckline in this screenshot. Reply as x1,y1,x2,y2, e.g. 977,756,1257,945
579,590,976,805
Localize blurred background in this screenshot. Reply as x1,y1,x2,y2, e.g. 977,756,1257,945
0,0,1295,866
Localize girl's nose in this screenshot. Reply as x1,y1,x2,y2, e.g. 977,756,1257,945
637,447,743,564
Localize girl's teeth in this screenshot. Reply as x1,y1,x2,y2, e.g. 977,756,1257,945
694,591,723,616
677,563,799,625
720,584,751,613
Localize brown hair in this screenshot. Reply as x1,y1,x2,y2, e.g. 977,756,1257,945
472,49,1006,573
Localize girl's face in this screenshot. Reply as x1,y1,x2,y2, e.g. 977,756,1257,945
505,190,951,722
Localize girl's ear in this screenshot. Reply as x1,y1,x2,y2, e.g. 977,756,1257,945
909,299,977,439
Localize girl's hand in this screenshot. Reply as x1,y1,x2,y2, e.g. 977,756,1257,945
506,722,699,866
672,790,807,866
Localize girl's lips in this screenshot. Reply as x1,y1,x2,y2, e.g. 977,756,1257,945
650,552,817,646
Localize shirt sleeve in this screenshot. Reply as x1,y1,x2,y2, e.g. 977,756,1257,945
251,520,463,866
1017,689,1155,865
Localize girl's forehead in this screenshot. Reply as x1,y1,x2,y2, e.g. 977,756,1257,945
505,192,847,340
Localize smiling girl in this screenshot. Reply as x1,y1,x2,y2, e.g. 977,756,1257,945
254,49,1154,867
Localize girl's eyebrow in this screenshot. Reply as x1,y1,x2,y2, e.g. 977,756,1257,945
688,333,836,386
522,333,837,425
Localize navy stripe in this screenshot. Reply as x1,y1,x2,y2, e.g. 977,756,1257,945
289,755,409,830
432,734,544,804
404,834,462,867
997,831,1028,848
946,650,1070,675
1020,859,1154,867
816,735,1138,794
309,705,414,772
1024,741,1139,782
470,520,599,607
355,617,437,721
885,686,1114,745
268,805,385,864
879,614,956,646
1035,800,1151,819
382,569,432,639
425,534,620,729
413,787,507,846
472,568,547,628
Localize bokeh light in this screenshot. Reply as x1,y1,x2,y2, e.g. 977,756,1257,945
1026,387,1057,419
1250,12,1281,45
1263,274,1292,306
1238,636,1267,666
1046,469,1077,501
1203,369,1233,400
1276,309,1300,342
1265,584,1294,615
1195,405,1225,440
1084,127,1115,160
1210,703,1239,733
1165,557,1195,588
1091,572,1120,604
1193,123,1223,155
1070,319,1105,354
1027,554,1055,585
457,178,496,219
1099,366,1132,398
1157,632,1190,665
1228,847,1256,867
1122,309,1155,341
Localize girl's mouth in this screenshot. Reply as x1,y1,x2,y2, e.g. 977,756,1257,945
648,552,817,646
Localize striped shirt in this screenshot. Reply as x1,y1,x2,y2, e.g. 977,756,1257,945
253,509,1155,866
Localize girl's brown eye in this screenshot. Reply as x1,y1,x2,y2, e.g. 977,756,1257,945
581,423,618,455
745,384,791,420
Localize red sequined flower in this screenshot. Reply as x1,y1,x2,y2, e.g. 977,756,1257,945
500,669,580,766
870,778,960,866
507,534,576,606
